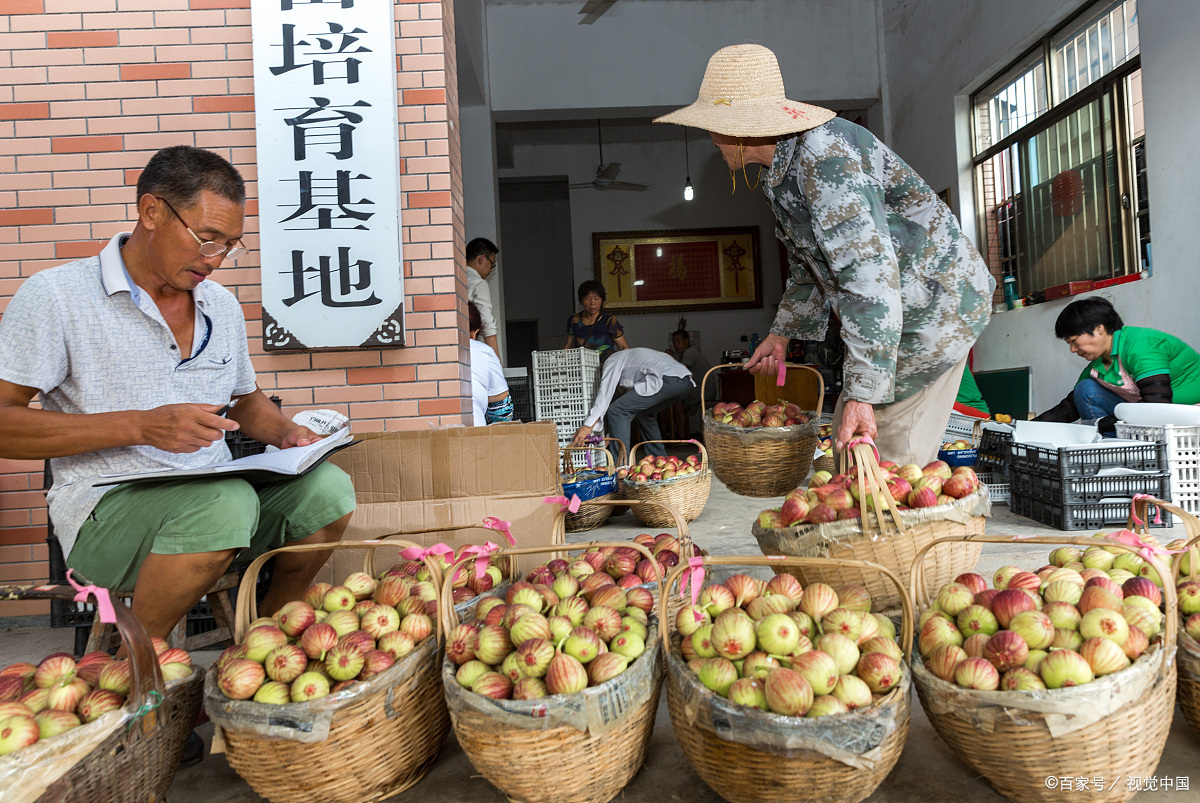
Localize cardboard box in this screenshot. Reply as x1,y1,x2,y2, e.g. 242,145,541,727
317,421,562,582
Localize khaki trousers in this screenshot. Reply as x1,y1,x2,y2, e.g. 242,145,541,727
832,355,968,469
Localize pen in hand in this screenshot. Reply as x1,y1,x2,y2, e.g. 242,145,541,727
216,399,239,417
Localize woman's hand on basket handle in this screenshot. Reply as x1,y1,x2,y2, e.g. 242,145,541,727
836,400,878,452
744,333,788,377
570,424,593,447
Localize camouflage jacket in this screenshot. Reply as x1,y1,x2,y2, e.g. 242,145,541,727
763,118,994,405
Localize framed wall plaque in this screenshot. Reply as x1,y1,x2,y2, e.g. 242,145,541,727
593,226,762,314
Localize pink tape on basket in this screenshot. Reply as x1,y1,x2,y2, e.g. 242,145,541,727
65,569,117,624
399,543,455,562
1130,493,1164,527
845,435,881,463
482,517,517,547
1108,528,1181,564
679,556,706,606
460,542,502,579
776,361,787,387
544,494,582,514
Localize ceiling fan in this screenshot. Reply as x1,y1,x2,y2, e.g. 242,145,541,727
569,121,650,193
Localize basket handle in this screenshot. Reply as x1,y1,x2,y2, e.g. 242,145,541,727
600,437,629,467
907,531,1177,682
700,362,824,417
0,581,166,721
560,445,615,476
658,555,914,664
834,440,907,540
438,540,661,635
629,439,708,469
232,539,447,647
547,497,694,557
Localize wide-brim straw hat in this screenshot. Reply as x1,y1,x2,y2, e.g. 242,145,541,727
654,44,836,138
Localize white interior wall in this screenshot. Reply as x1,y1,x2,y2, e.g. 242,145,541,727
881,0,1200,413
484,0,882,115
460,105,506,360
501,135,784,362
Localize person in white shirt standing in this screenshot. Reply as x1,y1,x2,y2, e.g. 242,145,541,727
465,237,501,358
468,302,511,426
571,348,694,457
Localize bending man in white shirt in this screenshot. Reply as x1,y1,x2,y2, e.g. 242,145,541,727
571,348,693,457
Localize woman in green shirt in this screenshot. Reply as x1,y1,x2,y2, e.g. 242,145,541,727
1036,297,1200,434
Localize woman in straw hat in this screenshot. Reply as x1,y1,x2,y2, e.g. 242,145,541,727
656,44,994,467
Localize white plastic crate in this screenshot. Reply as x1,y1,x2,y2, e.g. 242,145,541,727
532,348,600,423
1115,421,1200,523
976,470,1010,504
943,411,981,443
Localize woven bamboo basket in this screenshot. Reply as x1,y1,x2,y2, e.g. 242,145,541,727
753,441,986,612
700,362,824,497
553,497,697,633
560,445,617,532
439,542,664,803
0,581,202,803
1170,525,1200,736
600,437,632,517
210,539,451,803
908,503,1181,803
661,554,913,803
813,454,836,475
619,439,711,525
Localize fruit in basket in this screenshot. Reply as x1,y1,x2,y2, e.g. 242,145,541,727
764,668,813,716
219,658,266,700
1007,611,1054,651
1039,648,1094,689
76,689,123,724
35,709,81,738
953,657,999,690
290,671,331,702
34,656,76,690
1177,581,1200,615
711,612,756,661
0,714,40,756
1184,613,1200,641
243,625,289,663
325,643,366,682
1079,608,1129,645
264,645,307,684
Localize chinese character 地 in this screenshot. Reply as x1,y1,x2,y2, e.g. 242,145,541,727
283,247,382,308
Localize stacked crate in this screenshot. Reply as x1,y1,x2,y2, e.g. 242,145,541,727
504,367,534,423
975,424,1013,504
1008,439,1170,530
532,348,602,448
1115,422,1200,522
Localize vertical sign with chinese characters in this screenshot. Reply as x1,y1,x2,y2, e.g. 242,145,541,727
251,0,405,349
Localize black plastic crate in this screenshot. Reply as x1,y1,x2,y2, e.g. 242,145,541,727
1008,440,1167,479
1010,492,1166,531
1010,469,1172,506
508,374,533,423
976,428,1012,477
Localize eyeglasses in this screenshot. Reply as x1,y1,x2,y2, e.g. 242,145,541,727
157,196,248,260
486,254,497,270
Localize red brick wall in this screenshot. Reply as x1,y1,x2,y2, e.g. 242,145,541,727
0,0,468,616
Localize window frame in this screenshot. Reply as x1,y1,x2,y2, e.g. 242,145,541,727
970,0,1145,298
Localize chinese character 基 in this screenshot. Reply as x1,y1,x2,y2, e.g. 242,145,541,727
271,22,370,85
282,97,370,161
283,247,382,308
723,239,748,293
280,169,375,229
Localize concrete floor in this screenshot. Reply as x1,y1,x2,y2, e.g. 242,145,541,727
2,479,1196,802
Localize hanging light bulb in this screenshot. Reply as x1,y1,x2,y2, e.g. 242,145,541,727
683,130,694,201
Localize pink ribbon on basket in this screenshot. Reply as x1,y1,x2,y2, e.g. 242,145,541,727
65,569,117,624
459,542,502,579
544,494,582,514
1130,494,1164,526
1107,528,1181,564
679,556,706,606
777,361,787,387
398,543,455,562
482,517,517,547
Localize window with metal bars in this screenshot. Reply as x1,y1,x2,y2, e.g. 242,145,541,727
971,0,1148,301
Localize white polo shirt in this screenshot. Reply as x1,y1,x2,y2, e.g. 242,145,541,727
469,338,508,425
0,233,257,556
583,348,694,428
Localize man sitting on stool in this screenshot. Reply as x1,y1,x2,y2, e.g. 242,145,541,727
0,146,356,640
571,347,694,458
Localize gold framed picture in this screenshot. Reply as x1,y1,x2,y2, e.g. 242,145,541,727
592,226,762,314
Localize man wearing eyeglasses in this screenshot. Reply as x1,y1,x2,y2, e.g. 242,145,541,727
0,146,355,645
465,236,501,358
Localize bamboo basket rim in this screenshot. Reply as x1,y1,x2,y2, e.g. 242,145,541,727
560,444,616,477
551,497,694,552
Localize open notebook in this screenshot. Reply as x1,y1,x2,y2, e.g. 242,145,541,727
94,427,355,486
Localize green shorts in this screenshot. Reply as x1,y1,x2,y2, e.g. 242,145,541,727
65,462,356,592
